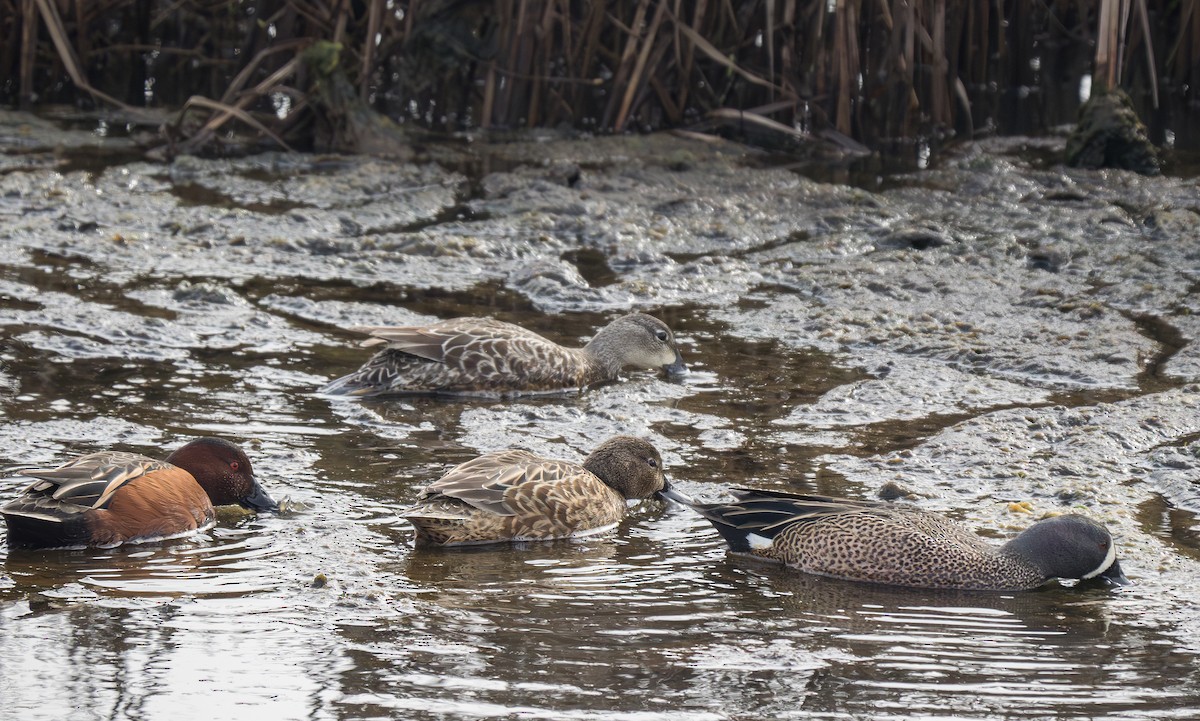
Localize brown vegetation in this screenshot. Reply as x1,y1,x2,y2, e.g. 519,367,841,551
1,0,1195,154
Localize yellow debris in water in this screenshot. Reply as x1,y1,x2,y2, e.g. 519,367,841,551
216,504,256,521
1008,501,1034,514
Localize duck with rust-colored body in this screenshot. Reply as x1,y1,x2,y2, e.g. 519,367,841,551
664,486,1128,591
2,437,278,549
321,313,686,397
404,435,668,546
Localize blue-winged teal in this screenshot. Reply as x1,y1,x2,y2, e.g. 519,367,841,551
664,486,1128,590
403,435,667,546
320,313,686,397
2,438,278,549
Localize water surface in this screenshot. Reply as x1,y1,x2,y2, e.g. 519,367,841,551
1,135,1199,720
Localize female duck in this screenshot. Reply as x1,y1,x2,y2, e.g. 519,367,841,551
404,435,667,546
321,313,686,397
2,437,278,549
664,486,1128,590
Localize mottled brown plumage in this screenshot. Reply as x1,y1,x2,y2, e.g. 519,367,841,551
321,313,686,397
2,438,278,549
664,487,1128,590
404,436,667,546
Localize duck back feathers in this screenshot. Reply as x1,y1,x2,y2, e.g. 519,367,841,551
2,451,213,549
322,313,684,397
2,438,276,549
403,436,666,546
667,487,1125,591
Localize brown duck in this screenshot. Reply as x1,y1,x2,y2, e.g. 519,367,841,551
2,437,278,549
321,313,686,397
664,486,1129,590
403,435,668,546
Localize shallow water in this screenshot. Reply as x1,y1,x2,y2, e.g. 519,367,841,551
2,128,1200,720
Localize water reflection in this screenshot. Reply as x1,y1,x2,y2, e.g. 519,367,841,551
2,523,283,600
0,598,355,720
314,504,1196,721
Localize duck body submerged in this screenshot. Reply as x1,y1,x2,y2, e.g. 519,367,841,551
665,487,1128,591
404,436,667,546
2,438,277,550
322,314,685,398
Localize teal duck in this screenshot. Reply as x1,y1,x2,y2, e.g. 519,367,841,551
320,313,686,397
403,435,667,546
664,486,1128,590
2,437,278,549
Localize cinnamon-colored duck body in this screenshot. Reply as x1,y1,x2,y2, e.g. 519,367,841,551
1,437,278,549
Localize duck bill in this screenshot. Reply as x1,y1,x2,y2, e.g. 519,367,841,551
240,477,280,513
663,350,688,376
656,481,696,506
1100,559,1131,586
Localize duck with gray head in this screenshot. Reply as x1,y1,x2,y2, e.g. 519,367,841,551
403,435,668,546
663,486,1128,591
320,313,686,397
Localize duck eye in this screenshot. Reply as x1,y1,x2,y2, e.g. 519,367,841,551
229,461,240,472
655,330,669,342
646,458,658,468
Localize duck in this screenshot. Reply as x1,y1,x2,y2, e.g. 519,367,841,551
320,313,686,397
403,435,668,546
662,486,1129,590
2,437,278,549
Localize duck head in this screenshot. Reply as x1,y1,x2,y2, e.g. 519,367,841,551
166,437,279,512
583,435,667,500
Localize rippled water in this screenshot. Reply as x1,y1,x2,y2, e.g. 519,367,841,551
0,286,1190,721
2,142,1200,720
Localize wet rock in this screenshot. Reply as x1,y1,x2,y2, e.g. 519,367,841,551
172,281,246,306
1162,316,1200,382
1065,89,1160,176
826,387,1200,548
775,357,1049,430
877,481,918,500
1148,439,1200,512
506,261,594,309
258,295,432,330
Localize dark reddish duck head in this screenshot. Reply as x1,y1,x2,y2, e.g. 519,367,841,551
166,437,278,512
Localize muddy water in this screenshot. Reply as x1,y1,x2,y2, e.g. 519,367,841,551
2,121,1200,719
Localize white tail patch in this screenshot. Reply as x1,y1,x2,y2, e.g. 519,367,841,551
1082,539,1118,580
746,533,774,551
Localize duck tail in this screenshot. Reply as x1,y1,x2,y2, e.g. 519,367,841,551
318,371,373,396
1,508,89,550
664,486,808,553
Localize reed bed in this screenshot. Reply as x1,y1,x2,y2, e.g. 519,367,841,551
2,0,1195,153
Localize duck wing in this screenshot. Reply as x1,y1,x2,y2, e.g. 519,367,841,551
415,449,585,517
3,451,172,515
669,487,896,551
695,488,884,534
673,486,974,553
353,318,557,365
